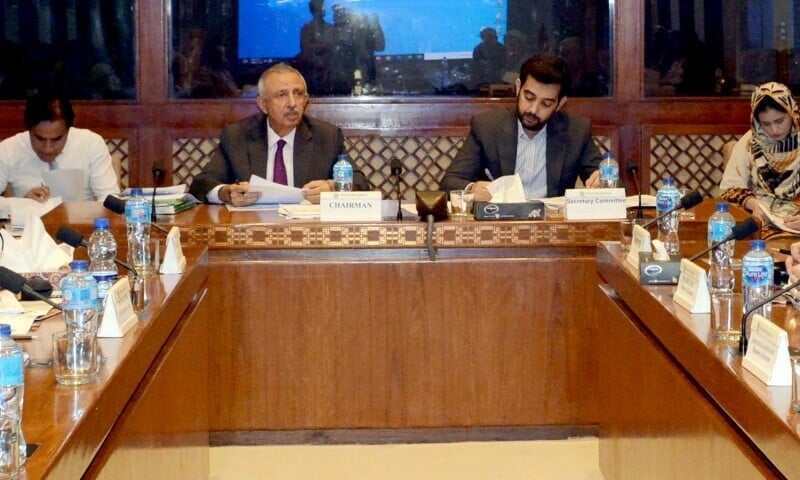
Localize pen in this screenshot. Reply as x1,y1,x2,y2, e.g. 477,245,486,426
484,168,495,181
11,334,37,340
771,247,792,256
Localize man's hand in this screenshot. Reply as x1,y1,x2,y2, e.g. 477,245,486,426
302,179,334,204
470,181,492,202
219,182,261,207
584,170,601,188
24,185,50,202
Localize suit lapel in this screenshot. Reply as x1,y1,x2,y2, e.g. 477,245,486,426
293,120,312,187
545,113,567,197
498,110,517,176
247,117,269,180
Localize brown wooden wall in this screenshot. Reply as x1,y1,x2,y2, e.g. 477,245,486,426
0,0,753,193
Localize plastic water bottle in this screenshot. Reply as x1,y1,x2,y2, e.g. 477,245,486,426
61,260,100,334
332,154,354,192
598,152,619,188
0,324,24,477
655,177,681,254
88,217,118,307
124,188,151,272
707,202,735,265
742,240,774,322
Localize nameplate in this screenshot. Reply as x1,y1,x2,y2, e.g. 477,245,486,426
564,188,626,220
673,259,710,313
320,191,382,221
160,226,186,274
743,314,792,386
98,276,137,338
626,224,652,269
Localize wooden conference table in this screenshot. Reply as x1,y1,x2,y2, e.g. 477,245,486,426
596,242,800,480
29,198,743,477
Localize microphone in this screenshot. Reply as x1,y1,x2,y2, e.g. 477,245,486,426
390,158,403,221
103,195,169,235
641,191,703,229
0,267,62,310
55,226,139,277
687,218,759,262
415,191,448,261
151,160,165,224
627,164,643,219
739,277,800,354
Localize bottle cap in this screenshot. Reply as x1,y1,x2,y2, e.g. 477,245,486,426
663,177,675,186
70,260,90,272
94,217,110,229
0,324,10,336
604,152,613,159
131,188,144,196
715,203,729,212
750,239,766,250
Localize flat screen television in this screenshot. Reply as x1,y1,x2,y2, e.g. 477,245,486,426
238,0,508,63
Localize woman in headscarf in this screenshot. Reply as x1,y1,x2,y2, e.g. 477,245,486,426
721,81,800,237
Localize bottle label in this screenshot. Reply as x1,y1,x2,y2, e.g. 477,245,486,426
708,222,731,241
0,356,23,386
656,192,678,212
62,285,99,311
125,201,151,224
91,272,118,300
742,264,772,287
599,164,618,180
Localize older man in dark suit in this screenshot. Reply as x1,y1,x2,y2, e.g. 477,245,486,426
190,62,368,206
440,54,602,200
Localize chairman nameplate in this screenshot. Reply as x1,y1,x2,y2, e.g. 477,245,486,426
320,191,382,221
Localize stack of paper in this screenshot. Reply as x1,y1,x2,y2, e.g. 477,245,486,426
278,204,320,219
121,186,199,215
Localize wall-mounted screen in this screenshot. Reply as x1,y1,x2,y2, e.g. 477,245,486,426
238,0,508,62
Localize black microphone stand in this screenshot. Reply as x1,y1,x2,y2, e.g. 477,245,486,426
150,160,164,224
391,158,403,221
628,164,643,219
738,278,800,354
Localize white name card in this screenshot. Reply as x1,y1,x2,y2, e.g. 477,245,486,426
564,188,626,220
320,191,382,221
626,224,652,269
159,226,186,274
97,276,137,338
673,259,710,313
743,314,792,386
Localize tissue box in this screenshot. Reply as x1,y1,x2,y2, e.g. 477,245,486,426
638,252,682,285
474,201,545,220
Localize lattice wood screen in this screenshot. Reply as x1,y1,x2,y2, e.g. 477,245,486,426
105,139,130,188
173,135,611,198
649,134,741,198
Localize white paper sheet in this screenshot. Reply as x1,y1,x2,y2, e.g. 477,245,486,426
43,169,83,201
247,174,304,204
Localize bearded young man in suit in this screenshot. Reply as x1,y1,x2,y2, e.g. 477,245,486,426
190,62,369,206
440,54,603,201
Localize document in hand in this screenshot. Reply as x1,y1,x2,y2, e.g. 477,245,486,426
756,198,800,234
247,174,304,204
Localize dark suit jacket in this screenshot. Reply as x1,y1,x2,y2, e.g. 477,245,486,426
190,113,369,202
439,107,602,197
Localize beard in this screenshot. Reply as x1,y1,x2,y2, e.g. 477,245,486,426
517,110,547,133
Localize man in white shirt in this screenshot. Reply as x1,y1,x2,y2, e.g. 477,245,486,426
0,91,119,202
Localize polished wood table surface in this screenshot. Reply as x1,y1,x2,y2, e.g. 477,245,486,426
36,199,745,449
17,250,210,479
596,242,800,479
